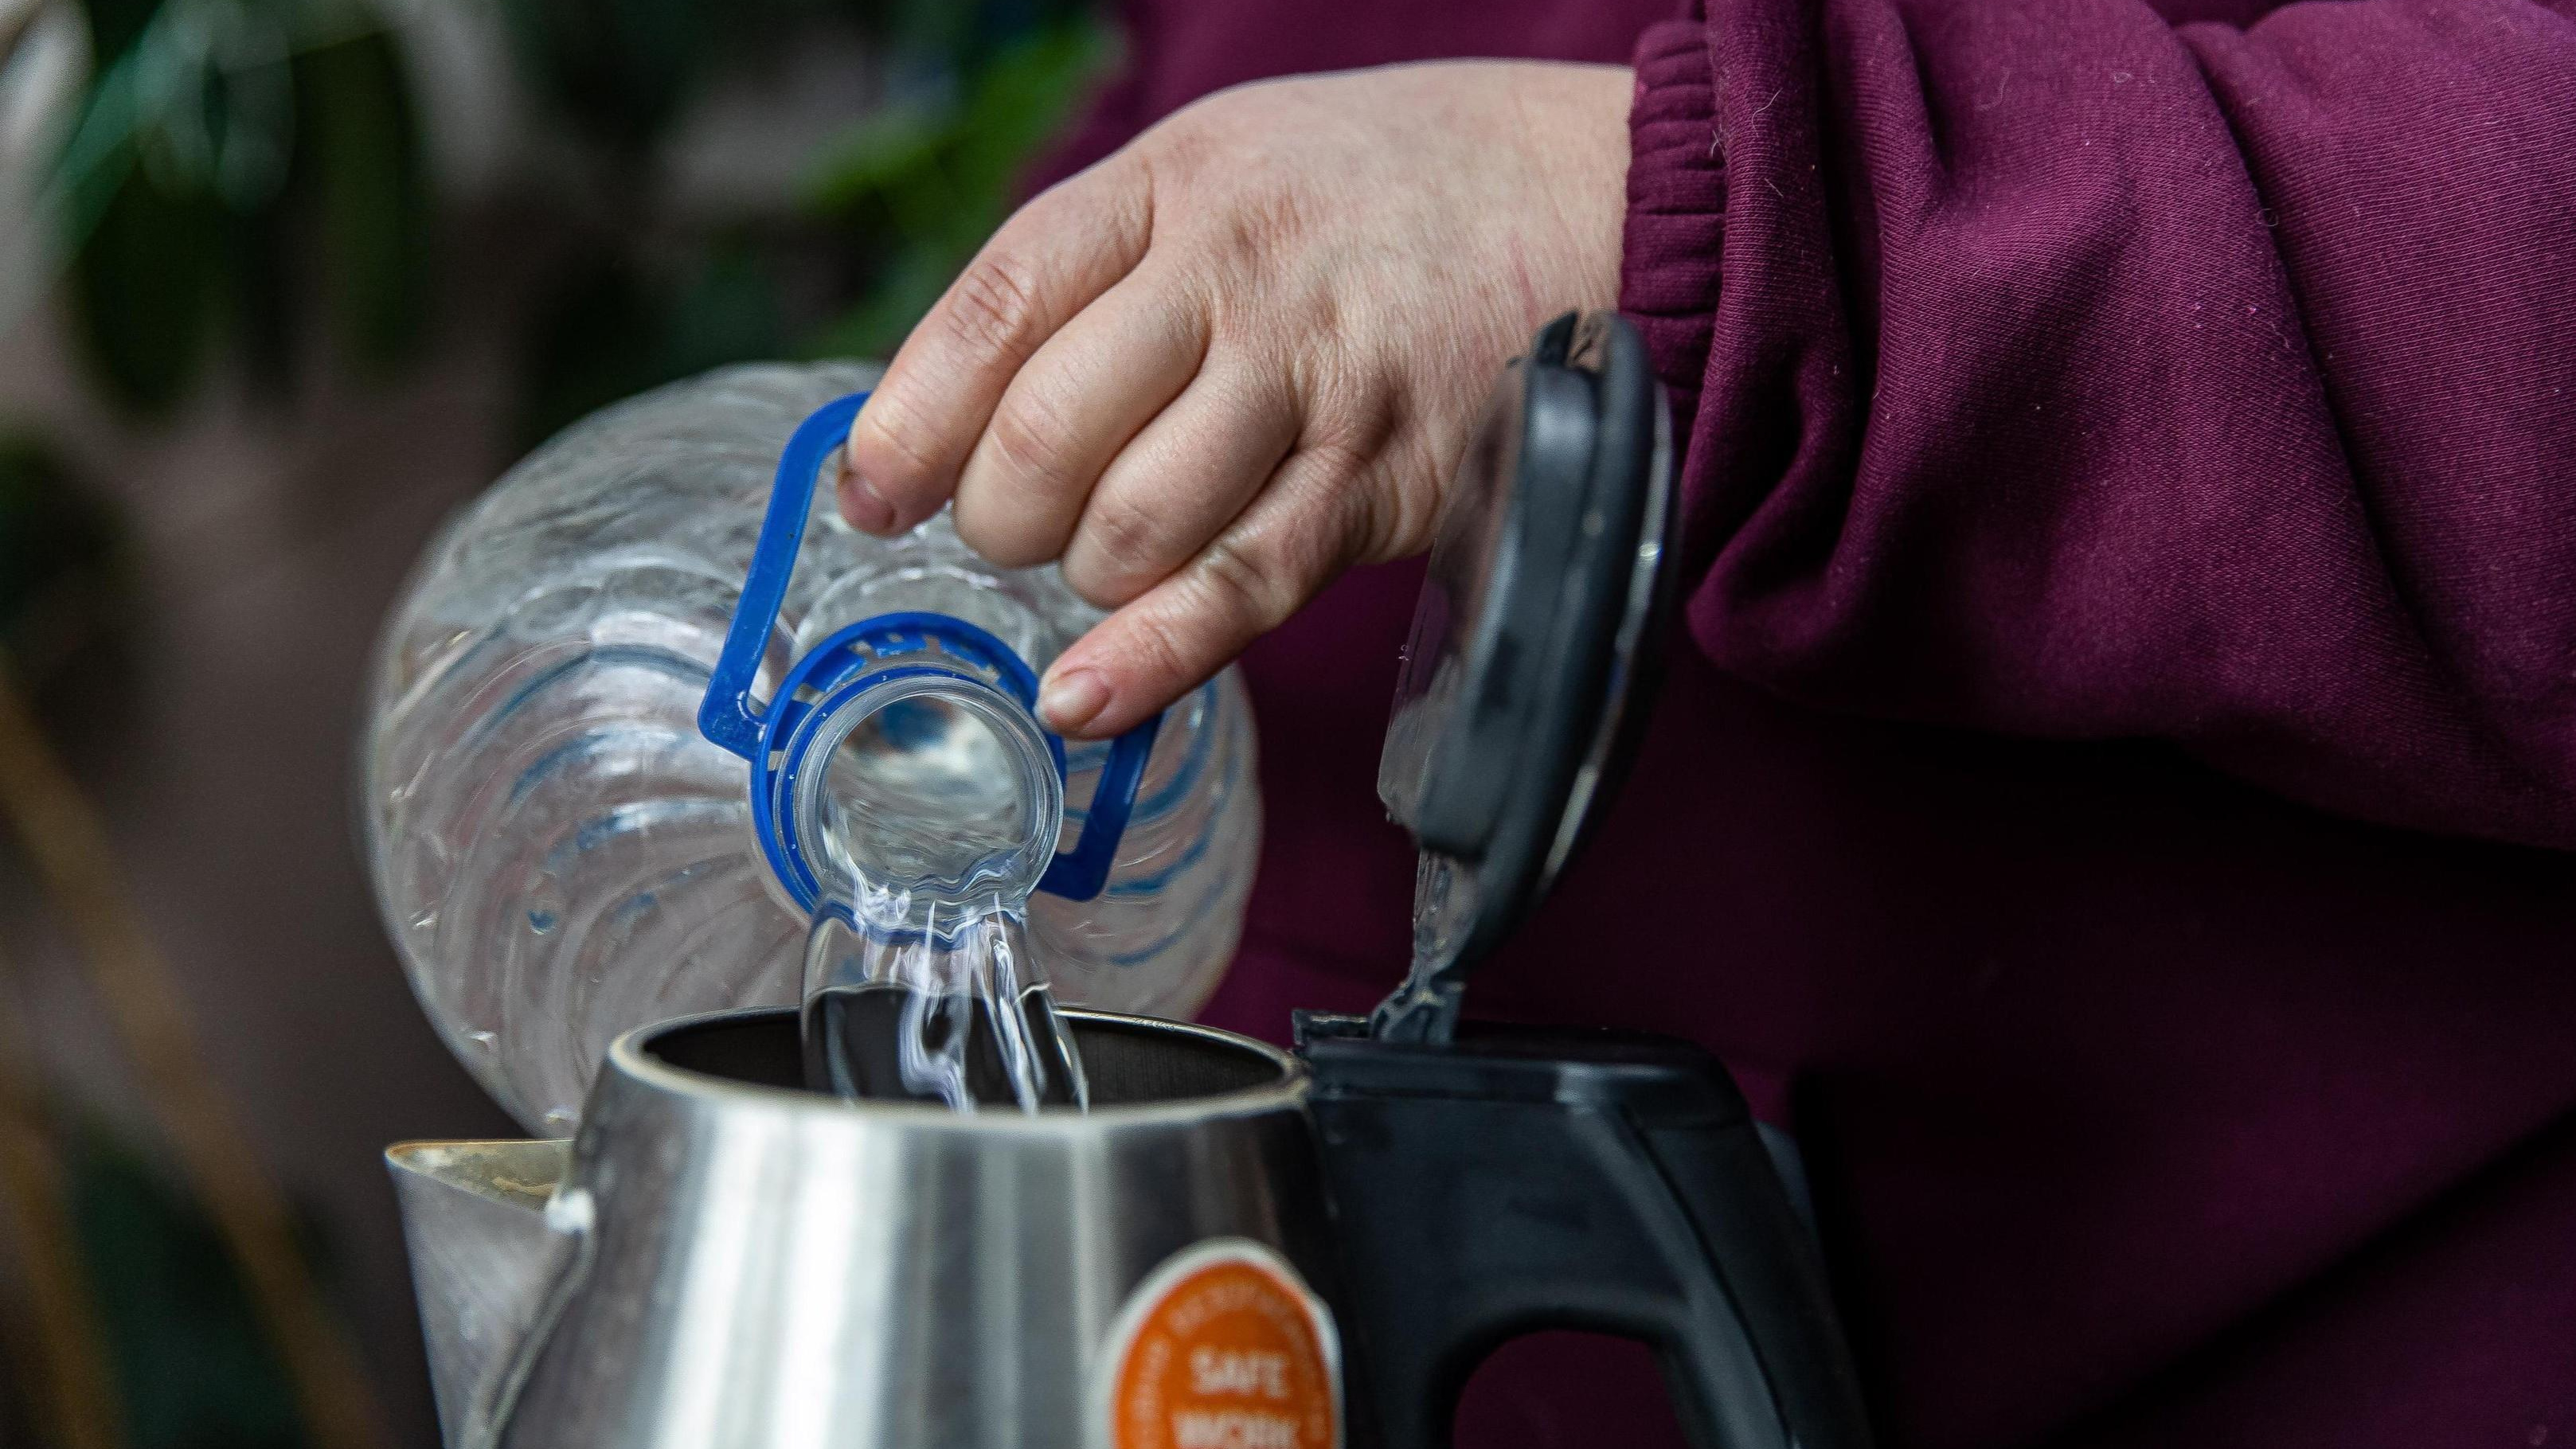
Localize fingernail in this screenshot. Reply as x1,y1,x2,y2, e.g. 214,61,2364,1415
838,459,897,534
1038,669,1111,735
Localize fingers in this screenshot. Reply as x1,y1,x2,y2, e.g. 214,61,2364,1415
1038,444,1381,737
1055,364,1300,607
841,161,1154,533
949,267,1208,568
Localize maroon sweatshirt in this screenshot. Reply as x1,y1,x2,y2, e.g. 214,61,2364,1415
1033,1,2576,1444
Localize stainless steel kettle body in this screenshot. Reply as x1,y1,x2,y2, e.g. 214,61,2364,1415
393,1009,1339,1449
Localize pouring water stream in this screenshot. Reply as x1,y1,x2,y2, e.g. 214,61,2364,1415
794,678,1089,1112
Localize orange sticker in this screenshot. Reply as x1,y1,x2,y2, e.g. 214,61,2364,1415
1095,1239,1343,1449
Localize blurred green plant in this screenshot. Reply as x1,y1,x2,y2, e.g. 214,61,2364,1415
38,0,1111,435
68,1122,331,1449
799,15,1108,359
501,0,1112,443
48,0,432,414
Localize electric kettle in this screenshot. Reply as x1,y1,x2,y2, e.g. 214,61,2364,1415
386,311,1874,1449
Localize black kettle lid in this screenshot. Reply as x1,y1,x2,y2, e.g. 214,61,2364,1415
1366,310,1681,1042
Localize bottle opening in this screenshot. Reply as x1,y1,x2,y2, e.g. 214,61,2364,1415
792,671,1066,928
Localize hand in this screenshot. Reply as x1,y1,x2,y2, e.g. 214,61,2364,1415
840,60,1632,736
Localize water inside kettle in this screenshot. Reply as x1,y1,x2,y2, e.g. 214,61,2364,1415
796,685,1090,1113
802,942,1085,1111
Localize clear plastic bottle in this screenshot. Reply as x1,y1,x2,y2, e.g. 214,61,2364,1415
361,362,1261,1133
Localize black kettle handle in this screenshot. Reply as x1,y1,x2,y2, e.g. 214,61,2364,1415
1298,1025,1873,1449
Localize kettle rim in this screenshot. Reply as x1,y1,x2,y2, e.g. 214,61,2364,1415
601,1005,1309,1135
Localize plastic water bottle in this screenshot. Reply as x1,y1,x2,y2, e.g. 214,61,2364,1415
361,362,1261,1133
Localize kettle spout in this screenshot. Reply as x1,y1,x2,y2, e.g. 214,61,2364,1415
386,1140,571,1447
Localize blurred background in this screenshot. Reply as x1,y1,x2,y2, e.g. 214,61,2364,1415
0,0,1110,1443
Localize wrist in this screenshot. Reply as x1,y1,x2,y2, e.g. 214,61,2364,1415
1525,62,1636,315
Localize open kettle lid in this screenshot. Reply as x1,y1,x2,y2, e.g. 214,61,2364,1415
1367,310,1680,1042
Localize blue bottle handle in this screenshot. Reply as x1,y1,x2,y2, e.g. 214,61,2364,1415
695,392,1160,904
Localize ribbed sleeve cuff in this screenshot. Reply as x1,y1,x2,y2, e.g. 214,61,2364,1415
1620,18,1726,428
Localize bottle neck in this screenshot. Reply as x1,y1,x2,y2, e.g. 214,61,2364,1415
788,669,1065,938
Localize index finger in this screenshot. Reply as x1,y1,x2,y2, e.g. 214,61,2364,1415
842,158,1156,534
